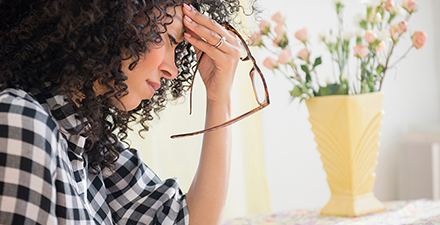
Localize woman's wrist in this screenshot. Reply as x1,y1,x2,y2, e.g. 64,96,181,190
205,81,234,105
206,95,231,111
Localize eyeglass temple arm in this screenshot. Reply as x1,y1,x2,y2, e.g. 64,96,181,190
170,103,267,139
189,52,205,115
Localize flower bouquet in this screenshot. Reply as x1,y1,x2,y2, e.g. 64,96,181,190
252,0,428,217
253,0,427,101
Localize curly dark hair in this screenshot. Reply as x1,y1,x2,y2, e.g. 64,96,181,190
0,0,259,172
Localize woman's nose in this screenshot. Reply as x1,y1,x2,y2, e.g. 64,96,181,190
160,69,177,80
161,46,178,80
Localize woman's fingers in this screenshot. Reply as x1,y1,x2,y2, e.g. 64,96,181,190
182,4,236,49
184,30,233,60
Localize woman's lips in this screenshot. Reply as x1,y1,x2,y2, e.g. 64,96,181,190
146,81,160,95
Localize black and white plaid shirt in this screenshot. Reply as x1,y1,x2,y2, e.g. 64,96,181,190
0,88,189,224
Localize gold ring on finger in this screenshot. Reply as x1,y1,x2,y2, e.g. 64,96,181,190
214,36,226,48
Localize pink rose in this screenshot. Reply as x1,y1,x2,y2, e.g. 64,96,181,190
397,21,408,34
272,35,281,47
250,32,262,46
375,41,386,52
297,48,309,61
271,12,285,23
295,28,308,42
402,0,418,13
389,25,399,40
274,22,286,36
363,30,377,44
353,45,369,58
412,31,427,49
259,20,271,35
277,49,292,64
263,57,278,70
383,0,395,11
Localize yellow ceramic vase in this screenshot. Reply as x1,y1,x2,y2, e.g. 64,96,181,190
305,92,386,217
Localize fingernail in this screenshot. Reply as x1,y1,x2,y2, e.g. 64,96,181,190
184,32,192,38
184,15,192,22
183,3,191,11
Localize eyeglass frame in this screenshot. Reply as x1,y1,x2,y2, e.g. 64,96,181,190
170,22,270,139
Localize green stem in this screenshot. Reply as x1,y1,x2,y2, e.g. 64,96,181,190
262,45,280,55
277,67,298,85
389,46,413,69
379,39,396,91
337,9,345,80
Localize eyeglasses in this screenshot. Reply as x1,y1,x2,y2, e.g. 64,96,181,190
170,22,270,139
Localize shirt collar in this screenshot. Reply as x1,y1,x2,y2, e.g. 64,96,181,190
30,87,89,155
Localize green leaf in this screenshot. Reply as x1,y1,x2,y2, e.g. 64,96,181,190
356,37,363,46
318,86,332,96
372,39,381,48
313,57,322,69
301,85,309,94
388,13,396,24
327,83,340,94
367,7,373,17
360,20,368,30
335,83,349,95
376,64,384,75
361,83,370,94
290,85,302,97
336,3,343,14
301,65,309,74
278,35,289,49
306,74,312,83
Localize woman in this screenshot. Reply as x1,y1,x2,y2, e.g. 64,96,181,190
0,0,256,224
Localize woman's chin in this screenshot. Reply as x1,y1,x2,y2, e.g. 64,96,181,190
114,95,152,111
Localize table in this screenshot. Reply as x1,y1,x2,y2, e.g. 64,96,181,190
223,199,440,225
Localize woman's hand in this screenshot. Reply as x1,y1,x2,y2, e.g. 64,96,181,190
182,3,241,104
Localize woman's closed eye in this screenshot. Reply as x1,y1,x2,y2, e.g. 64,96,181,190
168,34,178,46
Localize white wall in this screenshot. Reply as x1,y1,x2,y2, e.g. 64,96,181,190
256,0,439,212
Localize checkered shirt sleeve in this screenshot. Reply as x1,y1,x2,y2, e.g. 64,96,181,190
103,148,189,224
0,89,60,224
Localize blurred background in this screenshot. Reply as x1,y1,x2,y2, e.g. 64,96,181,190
126,0,440,221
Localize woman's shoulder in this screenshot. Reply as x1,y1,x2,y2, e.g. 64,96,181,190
1,87,45,107
0,87,60,142
1,88,54,119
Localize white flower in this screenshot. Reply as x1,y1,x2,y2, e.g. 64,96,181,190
377,29,390,41
356,29,366,37
375,12,382,22
342,31,355,40
393,4,407,16
360,0,382,7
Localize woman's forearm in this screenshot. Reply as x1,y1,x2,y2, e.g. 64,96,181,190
186,97,232,225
